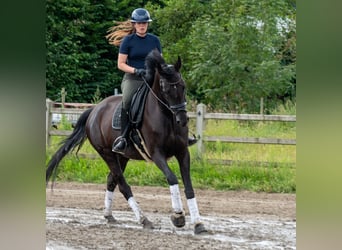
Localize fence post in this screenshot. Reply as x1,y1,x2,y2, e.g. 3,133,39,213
46,98,53,146
196,103,206,157
61,87,66,108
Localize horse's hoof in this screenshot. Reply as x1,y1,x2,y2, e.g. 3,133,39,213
142,217,154,229
104,215,117,224
171,212,186,228
194,223,207,234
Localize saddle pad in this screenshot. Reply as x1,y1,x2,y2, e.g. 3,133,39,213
112,102,122,130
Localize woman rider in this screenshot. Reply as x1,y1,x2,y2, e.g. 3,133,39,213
106,8,196,154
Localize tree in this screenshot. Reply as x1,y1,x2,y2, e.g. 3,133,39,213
149,0,296,113
46,0,132,102
46,0,296,112
146,0,208,70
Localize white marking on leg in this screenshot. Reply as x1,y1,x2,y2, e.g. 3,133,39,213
128,197,144,223
187,198,201,224
104,190,114,216
169,184,184,213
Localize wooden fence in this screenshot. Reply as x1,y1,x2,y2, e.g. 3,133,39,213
46,99,296,157
188,103,296,155
45,99,95,146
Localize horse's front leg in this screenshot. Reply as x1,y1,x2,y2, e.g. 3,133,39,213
176,149,207,234
152,154,186,228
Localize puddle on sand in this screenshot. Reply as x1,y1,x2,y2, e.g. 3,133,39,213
46,207,295,250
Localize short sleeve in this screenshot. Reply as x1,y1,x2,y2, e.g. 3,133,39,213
119,36,129,54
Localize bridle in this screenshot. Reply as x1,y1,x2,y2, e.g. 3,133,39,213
142,76,187,116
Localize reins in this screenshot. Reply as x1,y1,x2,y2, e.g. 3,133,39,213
141,75,187,116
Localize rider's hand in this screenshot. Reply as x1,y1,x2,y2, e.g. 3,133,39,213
134,68,146,77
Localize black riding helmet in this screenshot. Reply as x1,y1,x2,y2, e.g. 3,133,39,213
130,8,152,23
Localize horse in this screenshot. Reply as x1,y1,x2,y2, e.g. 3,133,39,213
46,49,207,234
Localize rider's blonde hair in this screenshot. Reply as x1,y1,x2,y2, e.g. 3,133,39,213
106,20,135,47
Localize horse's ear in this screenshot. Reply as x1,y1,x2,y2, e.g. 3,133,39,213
174,56,182,72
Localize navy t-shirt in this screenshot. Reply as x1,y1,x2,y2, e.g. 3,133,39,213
119,33,162,69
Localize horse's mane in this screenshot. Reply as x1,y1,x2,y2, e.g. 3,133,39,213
145,49,178,82
144,49,163,84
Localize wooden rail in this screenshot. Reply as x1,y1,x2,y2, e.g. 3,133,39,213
186,104,296,156
46,100,296,157
45,99,94,145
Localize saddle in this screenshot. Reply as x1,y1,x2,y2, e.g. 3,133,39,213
112,83,151,161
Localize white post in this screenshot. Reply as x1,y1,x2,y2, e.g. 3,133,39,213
196,104,206,157
46,98,53,146
61,87,66,108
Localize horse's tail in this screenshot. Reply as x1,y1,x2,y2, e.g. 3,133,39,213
46,107,94,187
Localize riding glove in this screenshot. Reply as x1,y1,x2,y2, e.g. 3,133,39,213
134,68,146,77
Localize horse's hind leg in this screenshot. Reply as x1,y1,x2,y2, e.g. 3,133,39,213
104,172,117,223
102,156,127,224
103,154,153,229
115,168,154,229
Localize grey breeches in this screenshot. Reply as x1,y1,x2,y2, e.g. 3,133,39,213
120,73,144,110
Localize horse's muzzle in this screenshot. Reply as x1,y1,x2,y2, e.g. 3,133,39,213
170,102,188,127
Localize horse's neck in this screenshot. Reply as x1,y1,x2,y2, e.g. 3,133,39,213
147,77,172,119
151,73,161,94
150,74,165,103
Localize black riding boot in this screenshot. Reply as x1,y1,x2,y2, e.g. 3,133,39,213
188,137,197,146
112,108,130,153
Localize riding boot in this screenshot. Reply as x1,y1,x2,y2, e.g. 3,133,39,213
112,108,130,153
188,137,197,146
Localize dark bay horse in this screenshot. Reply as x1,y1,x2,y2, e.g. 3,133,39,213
46,49,207,234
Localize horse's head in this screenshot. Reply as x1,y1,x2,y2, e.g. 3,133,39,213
158,61,188,126
145,49,188,127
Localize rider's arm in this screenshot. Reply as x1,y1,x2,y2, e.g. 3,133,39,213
118,53,135,74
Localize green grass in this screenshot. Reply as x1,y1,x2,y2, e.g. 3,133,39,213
46,103,296,193
46,141,295,193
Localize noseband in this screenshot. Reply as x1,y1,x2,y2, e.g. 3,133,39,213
170,101,187,113
161,78,187,113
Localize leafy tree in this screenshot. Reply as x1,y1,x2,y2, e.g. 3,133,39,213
146,0,208,70
46,0,90,101
46,0,136,102
149,0,296,113
46,0,296,113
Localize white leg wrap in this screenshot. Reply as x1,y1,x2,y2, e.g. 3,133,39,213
187,198,201,224
104,190,114,216
128,197,143,222
170,184,183,213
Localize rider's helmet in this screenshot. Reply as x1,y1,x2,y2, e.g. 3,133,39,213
130,8,152,23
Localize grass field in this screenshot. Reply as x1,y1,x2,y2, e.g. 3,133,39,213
46,101,296,193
